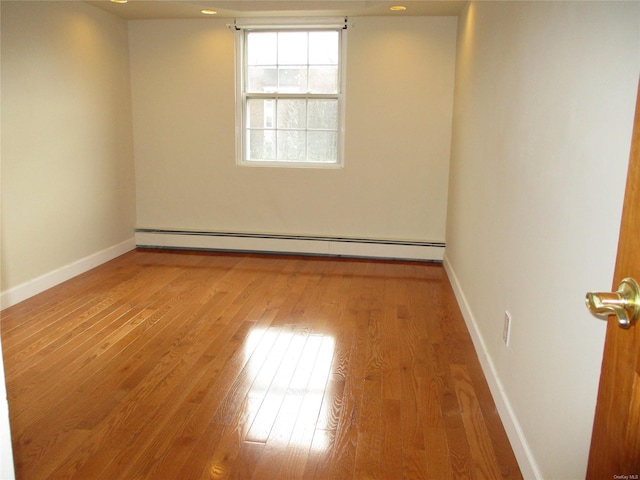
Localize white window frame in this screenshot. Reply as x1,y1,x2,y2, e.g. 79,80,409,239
233,18,347,168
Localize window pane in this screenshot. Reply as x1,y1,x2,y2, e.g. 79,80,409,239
308,99,338,130
277,32,308,64
307,131,337,163
248,67,277,93
247,32,277,65
309,31,339,65
248,129,276,160
247,99,276,128
309,66,338,93
277,130,306,161
278,67,308,93
277,99,306,129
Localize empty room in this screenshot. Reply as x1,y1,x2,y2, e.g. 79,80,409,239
1,0,639,479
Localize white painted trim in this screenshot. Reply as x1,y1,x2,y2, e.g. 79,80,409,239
0,238,136,310
442,252,542,480
135,231,444,262
0,336,13,480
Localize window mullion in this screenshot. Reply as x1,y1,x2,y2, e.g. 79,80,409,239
246,93,339,100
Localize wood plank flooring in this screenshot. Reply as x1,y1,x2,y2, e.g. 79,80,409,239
1,249,522,479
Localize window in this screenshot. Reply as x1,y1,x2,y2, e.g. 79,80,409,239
235,21,346,167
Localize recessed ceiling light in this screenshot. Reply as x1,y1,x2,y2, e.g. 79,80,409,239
390,5,407,11
110,0,128,3
201,9,218,15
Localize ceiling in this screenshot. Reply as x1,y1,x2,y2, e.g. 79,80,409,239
87,1,467,20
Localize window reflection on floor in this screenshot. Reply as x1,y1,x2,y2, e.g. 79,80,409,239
242,326,336,451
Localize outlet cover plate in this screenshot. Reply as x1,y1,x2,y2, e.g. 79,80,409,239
503,310,512,347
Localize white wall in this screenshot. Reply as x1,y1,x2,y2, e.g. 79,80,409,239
445,1,640,478
1,1,136,302
129,16,456,245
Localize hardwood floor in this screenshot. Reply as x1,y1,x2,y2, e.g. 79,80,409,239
1,249,522,479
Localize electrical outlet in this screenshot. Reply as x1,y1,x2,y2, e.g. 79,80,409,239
503,311,512,347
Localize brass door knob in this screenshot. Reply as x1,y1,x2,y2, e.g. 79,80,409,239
586,278,640,329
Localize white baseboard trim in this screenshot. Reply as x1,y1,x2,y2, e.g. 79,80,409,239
1,238,136,310
135,229,445,262
442,252,542,480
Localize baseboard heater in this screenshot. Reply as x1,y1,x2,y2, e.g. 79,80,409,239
135,229,445,262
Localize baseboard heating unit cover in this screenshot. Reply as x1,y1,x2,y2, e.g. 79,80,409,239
135,229,445,262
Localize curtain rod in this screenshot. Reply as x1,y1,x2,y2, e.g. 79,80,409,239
228,16,348,30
